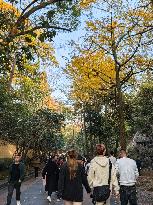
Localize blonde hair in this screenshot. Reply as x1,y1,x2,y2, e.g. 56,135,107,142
67,150,78,180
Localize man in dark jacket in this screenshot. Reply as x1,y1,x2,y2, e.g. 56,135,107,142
6,152,25,205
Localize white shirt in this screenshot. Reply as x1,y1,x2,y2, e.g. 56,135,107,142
109,156,116,165
115,157,139,186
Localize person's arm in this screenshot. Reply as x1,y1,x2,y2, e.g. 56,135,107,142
8,164,12,183
55,162,60,179
58,165,66,198
87,161,95,188
115,159,119,174
19,163,25,182
42,164,47,179
135,162,139,179
81,166,91,193
111,165,120,195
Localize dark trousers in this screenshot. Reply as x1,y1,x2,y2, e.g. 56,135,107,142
120,185,137,205
7,182,21,205
48,191,52,196
34,167,39,178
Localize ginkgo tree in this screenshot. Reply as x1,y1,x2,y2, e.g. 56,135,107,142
67,0,153,150
0,0,82,90
0,0,59,91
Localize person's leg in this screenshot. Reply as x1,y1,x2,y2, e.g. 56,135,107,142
64,201,73,205
73,202,82,205
48,191,52,197
6,183,14,205
120,186,129,205
34,167,38,178
47,191,52,202
96,202,105,205
36,167,39,177
15,182,21,202
105,196,110,205
129,186,137,205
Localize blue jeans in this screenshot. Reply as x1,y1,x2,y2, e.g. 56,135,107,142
120,185,137,205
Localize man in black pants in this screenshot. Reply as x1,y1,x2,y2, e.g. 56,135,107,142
6,152,25,205
115,150,139,205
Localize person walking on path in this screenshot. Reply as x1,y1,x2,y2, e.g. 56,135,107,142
109,151,116,166
5,152,25,205
31,156,41,178
42,155,59,203
115,149,139,205
58,150,91,205
87,144,119,205
135,157,142,176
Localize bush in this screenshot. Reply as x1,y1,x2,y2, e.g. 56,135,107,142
0,158,12,171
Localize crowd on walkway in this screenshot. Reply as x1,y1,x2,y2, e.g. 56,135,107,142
4,144,141,205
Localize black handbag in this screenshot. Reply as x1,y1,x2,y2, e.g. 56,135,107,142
93,160,112,202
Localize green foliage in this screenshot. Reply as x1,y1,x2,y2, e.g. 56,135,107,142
0,82,65,158
132,82,153,136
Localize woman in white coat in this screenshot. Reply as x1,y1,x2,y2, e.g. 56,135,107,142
87,144,119,205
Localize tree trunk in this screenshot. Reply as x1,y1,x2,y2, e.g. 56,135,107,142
83,108,89,155
116,66,126,150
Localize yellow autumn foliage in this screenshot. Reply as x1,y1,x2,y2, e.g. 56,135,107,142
39,72,60,111
80,0,97,8
67,50,116,102
0,0,19,15
0,0,57,65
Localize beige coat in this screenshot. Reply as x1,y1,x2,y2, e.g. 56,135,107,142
87,156,119,194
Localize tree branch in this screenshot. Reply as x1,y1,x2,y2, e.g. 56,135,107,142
14,25,71,37
110,10,121,67
16,0,60,26
116,23,138,48
120,67,134,86
120,60,153,86
127,27,153,38
20,0,40,16
120,35,142,67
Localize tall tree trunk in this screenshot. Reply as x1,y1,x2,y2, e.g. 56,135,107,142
116,66,126,150
83,108,89,155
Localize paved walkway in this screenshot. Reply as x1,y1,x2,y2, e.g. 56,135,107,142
0,177,153,205
0,178,120,205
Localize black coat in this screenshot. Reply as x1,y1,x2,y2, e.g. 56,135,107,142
42,159,59,193
8,162,25,183
58,163,91,202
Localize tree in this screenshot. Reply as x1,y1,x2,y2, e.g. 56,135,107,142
0,0,80,89
133,80,153,137
67,0,153,149
0,84,65,159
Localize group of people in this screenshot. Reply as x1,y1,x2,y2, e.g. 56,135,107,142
5,144,140,205
41,144,139,205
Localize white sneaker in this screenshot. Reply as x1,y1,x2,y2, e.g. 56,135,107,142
57,199,61,202
16,201,21,205
47,196,51,202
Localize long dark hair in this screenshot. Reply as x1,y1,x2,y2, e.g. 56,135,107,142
67,150,78,180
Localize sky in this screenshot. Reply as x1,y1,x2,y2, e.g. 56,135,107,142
46,5,103,103
47,14,89,103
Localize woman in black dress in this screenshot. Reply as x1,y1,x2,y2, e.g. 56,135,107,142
42,156,59,202
58,150,91,205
